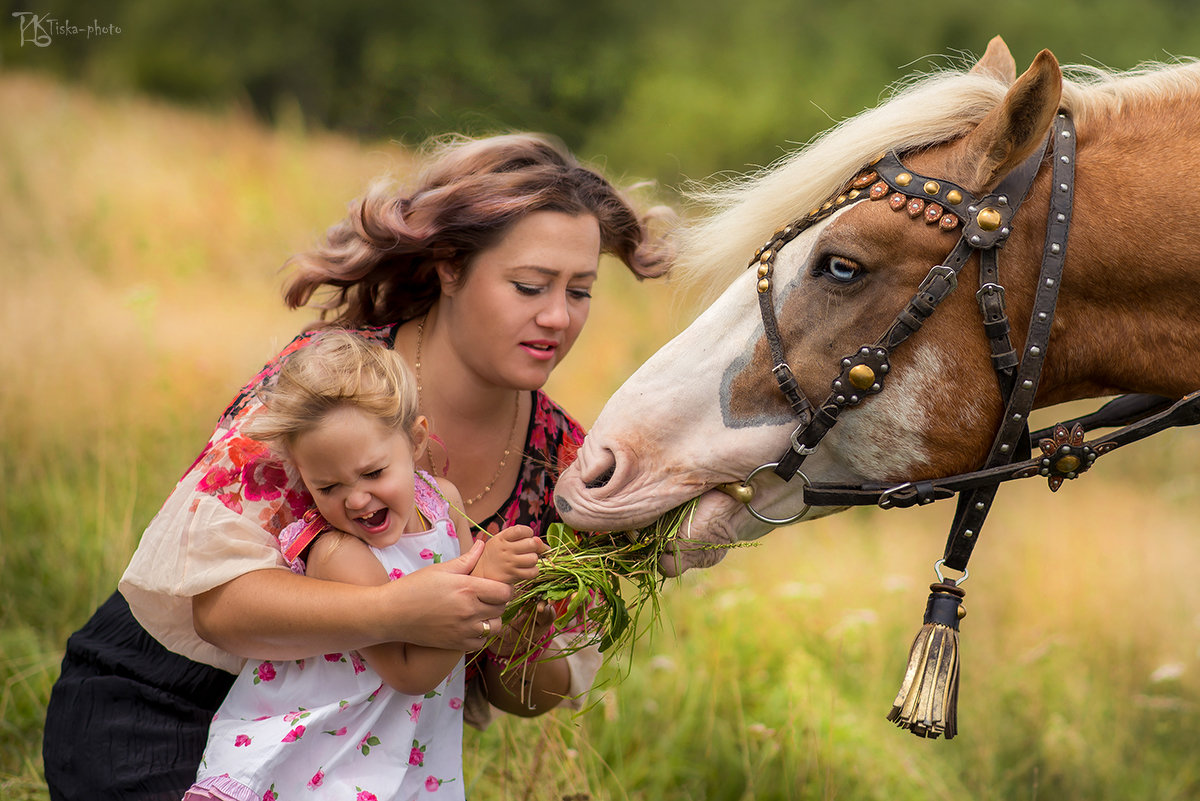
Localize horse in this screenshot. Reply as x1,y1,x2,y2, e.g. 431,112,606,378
555,36,1200,559
552,38,1200,733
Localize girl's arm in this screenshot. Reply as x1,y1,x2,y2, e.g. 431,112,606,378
193,540,508,661
304,530,464,696
441,478,476,559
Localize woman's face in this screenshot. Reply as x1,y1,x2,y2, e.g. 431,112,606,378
439,210,600,390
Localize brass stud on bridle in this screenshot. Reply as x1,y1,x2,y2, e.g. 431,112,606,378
848,364,877,390
718,464,812,526
1055,454,1081,473
717,481,755,504
976,207,1003,231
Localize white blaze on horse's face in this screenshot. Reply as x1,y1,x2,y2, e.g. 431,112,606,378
555,207,985,573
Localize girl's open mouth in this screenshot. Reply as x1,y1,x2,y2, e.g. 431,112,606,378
356,508,389,532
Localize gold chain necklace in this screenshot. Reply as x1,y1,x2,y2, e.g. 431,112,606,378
415,314,521,506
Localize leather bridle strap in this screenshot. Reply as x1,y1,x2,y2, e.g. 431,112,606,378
802,390,1200,506
755,224,814,423
939,112,1075,570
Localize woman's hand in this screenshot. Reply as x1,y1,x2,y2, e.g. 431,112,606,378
479,600,570,717
380,539,513,651
487,599,555,659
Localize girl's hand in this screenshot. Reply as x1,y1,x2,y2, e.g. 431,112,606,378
473,525,545,585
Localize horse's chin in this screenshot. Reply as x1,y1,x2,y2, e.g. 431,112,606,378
655,490,767,577
651,489,853,576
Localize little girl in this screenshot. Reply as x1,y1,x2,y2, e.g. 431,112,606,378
184,330,545,801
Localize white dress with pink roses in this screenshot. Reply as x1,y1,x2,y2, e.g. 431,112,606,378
186,472,466,801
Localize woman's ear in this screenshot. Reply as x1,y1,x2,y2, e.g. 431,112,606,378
434,260,462,297
410,415,431,461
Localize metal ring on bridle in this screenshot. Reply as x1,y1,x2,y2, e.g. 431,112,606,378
934,559,969,585
739,462,812,525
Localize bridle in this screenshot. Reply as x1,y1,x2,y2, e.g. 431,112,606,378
723,110,1200,577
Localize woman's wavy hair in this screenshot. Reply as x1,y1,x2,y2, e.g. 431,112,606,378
284,133,672,326
244,329,421,455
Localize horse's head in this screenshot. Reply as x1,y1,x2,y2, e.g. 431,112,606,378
555,40,1074,572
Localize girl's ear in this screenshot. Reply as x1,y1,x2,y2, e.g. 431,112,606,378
410,415,431,461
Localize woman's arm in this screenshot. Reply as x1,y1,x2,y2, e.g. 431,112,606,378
474,597,572,716
192,539,509,660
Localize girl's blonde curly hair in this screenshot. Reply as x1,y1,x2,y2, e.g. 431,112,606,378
244,329,420,454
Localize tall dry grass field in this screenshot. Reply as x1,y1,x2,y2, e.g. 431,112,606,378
3,73,1199,800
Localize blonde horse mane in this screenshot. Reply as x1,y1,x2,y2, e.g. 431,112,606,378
674,52,1200,302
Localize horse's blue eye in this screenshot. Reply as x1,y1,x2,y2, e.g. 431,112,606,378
820,256,862,283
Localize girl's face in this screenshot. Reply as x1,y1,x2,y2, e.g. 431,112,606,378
439,210,600,390
290,405,428,548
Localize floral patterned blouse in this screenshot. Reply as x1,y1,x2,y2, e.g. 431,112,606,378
119,324,587,680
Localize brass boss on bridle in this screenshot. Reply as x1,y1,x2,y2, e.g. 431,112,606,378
721,112,1200,738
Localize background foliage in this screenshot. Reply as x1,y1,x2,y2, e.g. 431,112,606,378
4,3,1200,800
8,0,1200,186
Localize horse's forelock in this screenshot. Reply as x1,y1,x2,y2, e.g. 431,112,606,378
673,56,1200,304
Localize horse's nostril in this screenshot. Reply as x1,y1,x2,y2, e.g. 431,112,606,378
584,465,616,489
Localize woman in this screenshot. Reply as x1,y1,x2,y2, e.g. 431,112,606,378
42,133,670,801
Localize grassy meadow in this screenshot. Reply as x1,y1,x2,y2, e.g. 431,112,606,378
4,72,1200,800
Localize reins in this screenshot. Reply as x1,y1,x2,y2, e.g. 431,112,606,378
720,110,1200,738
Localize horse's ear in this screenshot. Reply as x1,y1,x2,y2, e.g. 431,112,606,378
969,36,1016,84
961,49,1062,193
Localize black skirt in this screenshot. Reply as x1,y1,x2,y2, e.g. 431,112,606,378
43,591,236,801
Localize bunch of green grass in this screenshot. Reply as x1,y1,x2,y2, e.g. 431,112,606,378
498,499,747,673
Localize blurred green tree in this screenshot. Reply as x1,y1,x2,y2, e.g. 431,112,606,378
6,0,1200,188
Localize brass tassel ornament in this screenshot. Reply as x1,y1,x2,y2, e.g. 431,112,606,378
887,579,965,739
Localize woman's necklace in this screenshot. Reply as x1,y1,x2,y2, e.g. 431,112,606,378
415,314,521,507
